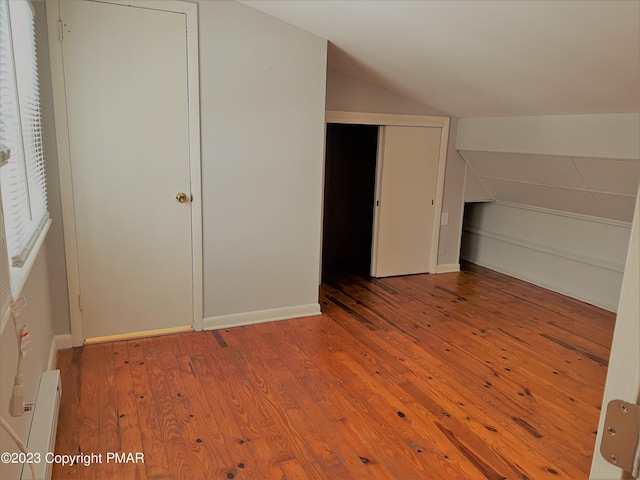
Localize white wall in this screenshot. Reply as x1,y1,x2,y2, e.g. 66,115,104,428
199,1,328,326
325,69,467,271
458,114,640,311
462,202,630,311
457,113,640,159
326,69,444,116
438,118,466,271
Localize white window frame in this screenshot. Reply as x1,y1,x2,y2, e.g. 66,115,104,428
0,0,50,313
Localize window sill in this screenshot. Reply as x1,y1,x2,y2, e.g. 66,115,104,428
0,219,51,336
10,218,52,299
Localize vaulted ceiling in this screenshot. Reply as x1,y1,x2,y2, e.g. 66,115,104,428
241,0,640,118
461,151,640,222
242,0,640,223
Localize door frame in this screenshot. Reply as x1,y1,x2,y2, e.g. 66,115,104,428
590,186,639,479
46,0,203,346
323,111,450,276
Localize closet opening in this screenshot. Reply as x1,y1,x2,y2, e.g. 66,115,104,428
321,123,379,279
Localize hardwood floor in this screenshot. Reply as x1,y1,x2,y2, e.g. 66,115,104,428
53,263,615,479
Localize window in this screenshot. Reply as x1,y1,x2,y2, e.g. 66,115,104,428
0,0,48,279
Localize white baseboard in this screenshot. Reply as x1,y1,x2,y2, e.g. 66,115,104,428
84,325,192,345
55,334,72,350
436,263,460,274
48,334,72,371
203,303,321,331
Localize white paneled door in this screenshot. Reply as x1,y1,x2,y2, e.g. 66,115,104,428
371,126,441,277
590,188,640,480
58,0,195,340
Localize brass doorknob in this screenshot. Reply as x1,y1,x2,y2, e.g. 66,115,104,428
176,192,188,203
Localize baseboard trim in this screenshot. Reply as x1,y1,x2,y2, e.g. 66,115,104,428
84,325,192,345
203,304,322,331
436,263,460,274
47,334,72,371
463,256,618,312
56,333,73,350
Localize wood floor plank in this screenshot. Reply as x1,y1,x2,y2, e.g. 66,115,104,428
75,343,100,480
112,340,146,480
220,345,322,470
148,335,232,478
126,340,172,480
304,312,537,479
250,321,403,480
96,343,122,480
231,333,356,476
275,317,480,480
140,338,211,479
325,268,608,419
183,339,271,480
55,263,615,479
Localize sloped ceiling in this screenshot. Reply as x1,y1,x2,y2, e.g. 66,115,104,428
460,151,640,222
241,0,640,118
240,1,640,222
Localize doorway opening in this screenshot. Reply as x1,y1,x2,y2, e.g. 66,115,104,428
322,123,379,279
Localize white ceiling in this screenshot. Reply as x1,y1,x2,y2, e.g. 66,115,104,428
460,151,640,222
241,0,640,118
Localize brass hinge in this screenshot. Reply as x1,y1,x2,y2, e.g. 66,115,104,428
78,294,83,312
600,399,640,477
58,20,63,41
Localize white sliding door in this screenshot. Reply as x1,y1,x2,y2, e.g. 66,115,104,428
371,126,441,277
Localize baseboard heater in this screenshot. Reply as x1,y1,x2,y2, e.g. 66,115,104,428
21,370,61,480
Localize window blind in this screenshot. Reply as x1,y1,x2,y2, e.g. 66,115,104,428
0,198,11,325
0,0,48,269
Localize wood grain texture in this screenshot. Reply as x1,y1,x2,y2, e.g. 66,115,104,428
53,263,615,479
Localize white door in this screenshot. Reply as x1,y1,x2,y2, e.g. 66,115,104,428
59,0,194,340
590,189,640,479
371,126,441,277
